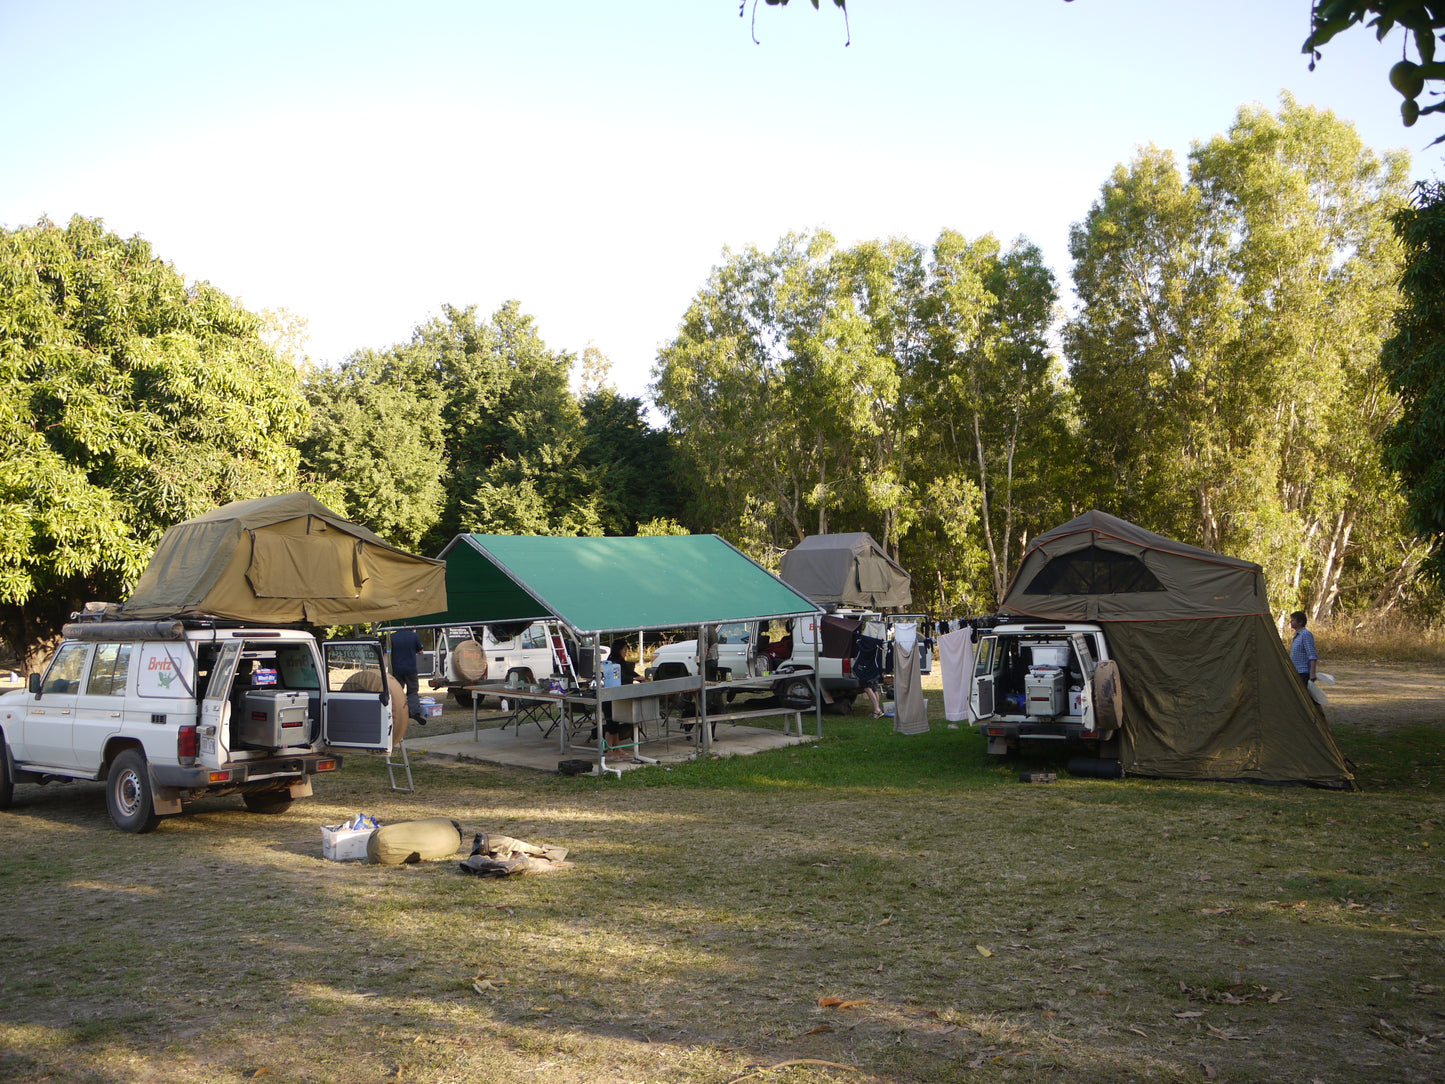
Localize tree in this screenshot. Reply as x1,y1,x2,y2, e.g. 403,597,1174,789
578,387,683,536
1380,180,1445,584
0,216,308,670
654,229,1067,612
298,350,447,551
1066,97,1415,620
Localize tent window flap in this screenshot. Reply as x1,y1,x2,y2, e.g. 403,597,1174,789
1023,545,1165,595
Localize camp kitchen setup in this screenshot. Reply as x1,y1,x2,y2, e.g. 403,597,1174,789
386,533,825,776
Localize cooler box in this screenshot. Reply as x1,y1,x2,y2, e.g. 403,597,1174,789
1025,667,1066,717
239,690,310,747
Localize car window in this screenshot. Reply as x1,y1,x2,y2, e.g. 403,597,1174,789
276,644,320,690
326,643,384,693
718,623,752,644
42,643,90,696
84,643,133,697
973,636,997,677
523,624,548,650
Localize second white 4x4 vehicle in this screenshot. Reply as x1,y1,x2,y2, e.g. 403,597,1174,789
0,616,396,832
969,622,1119,760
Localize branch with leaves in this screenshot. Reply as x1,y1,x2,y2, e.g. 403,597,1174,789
1304,2,1445,139
740,0,849,45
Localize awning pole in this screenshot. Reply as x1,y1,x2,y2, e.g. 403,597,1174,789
698,623,711,755
813,623,823,737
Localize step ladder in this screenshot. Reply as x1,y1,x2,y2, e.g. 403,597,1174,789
386,740,414,792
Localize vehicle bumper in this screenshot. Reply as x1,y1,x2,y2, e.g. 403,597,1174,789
151,753,344,790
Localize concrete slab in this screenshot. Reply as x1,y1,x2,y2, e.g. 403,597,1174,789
399,718,816,774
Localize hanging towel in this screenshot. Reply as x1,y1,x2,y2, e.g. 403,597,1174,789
893,640,929,735
939,627,974,722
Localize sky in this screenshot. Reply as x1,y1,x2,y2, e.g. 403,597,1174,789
2,1,1439,408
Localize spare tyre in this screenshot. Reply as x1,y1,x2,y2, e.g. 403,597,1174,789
451,638,486,684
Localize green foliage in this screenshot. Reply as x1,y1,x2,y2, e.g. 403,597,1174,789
1066,97,1416,621
0,216,306,667
578,387,682,535
653,229,1067,612
1380,180,1445,584
298,350,446,550
1304,2,1445,140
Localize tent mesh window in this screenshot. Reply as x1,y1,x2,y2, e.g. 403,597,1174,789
1023,545,1165,595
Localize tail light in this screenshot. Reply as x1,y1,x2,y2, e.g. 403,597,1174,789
842,658,852,676
177,724,199,760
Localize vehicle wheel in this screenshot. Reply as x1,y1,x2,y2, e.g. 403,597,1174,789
778,677,814,708
0,735,14,810
107,749,161,833
242,791,294,815
452,687,474,708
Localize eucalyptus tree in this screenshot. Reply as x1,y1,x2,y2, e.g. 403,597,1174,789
1066,96,1412,619
911,231,1069,608
0,215,308,669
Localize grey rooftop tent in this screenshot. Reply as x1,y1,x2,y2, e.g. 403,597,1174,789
120,493,447,625
779,532,912,608
1000,511,1353,788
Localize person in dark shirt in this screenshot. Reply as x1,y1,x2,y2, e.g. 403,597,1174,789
390,628,426,726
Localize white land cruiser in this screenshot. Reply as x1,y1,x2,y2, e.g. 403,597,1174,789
427,622,606,706
0,617,395,832
645,613,931,712
970,622,1118,759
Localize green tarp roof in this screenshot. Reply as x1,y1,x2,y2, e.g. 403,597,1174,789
397,534,821,635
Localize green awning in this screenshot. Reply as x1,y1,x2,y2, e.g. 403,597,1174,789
397,534,821,635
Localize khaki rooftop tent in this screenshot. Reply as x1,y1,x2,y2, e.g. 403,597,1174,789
1000,511,1354,788
780,532,912,609
120,493,447,624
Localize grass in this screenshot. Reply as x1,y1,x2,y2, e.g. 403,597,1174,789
0,681,1441,1083
1314,617,1445,665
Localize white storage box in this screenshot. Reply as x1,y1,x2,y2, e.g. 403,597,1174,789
418,696,444,718
239,690,309,748
321,823,376,861
1025,667,1066,717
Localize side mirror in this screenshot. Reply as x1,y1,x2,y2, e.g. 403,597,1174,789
28,672,40,695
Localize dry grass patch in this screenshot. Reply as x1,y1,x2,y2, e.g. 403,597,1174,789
0,672,1441,1083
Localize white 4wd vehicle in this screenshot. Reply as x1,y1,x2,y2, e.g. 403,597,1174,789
970,622,1118,759
0,618,395,832
646,613,930,712
428,622,606,706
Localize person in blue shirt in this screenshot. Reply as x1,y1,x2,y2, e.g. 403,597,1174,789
1288,611,1318,688
389,628,427,726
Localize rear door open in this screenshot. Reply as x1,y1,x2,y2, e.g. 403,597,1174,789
321,641,394,750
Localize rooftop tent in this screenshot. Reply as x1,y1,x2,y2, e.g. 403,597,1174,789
1000,510,1353,788
779,532,912,608
119,493,447,624
402,533,822,635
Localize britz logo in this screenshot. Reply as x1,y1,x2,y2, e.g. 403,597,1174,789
147,656,177,689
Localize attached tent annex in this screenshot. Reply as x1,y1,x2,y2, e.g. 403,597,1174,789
779,532,912,609
120,493,447,625
1000,510,1353,787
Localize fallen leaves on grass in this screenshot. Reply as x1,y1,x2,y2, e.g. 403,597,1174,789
818,997,867,1009
976,944,994,957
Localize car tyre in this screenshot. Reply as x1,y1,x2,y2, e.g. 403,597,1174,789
242,791,295,815
0,734,14,810
451,687,474,708
107,749,161,833
778,676,814,708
